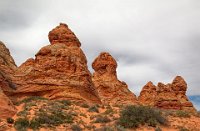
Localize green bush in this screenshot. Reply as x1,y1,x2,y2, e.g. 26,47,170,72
81,103,90,108
7,117,14,124
115,125,126,131
71,124,82,131
103,107,114,115
20,96,48,104
36,111,73,126
88,105,99,113
95,126,114,131
94,116,111,123
176,110,190,118
57,99,71,106
118,105,166,128
155,127,162,131
29,119,41,130
14,118,29,131
179,127,189,131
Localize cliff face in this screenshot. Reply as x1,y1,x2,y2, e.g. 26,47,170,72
138,76,196,112
0,41,17,118
92,52,137,105
11,23,101,104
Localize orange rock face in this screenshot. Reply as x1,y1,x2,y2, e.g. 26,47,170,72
138,76,196,112
92,52,137,105
0,88,16,118
10,23,101,104
48,23,81,47
0,41,17,118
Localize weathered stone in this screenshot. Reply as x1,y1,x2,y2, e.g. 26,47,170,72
0,41,17,118
138,76,196,112
92,52,137,105
10,23,101,104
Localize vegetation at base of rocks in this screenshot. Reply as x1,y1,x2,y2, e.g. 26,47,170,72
155,127,162,131
103,106,114,115
56,99,72,106
71,124,82,131
179,126,189,131
94,125,126,131
14,118,30,131
80,103,90,108
94,126,114,131
176,110,190,118
118,105,166,128
6,117,14,124
94,116,111,123
14,97,73,131
88,105,99,113
14,96,48,105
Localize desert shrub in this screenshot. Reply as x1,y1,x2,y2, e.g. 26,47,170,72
81,103,90,108
176,110,190,118
14,118,29,131
17,110,30,117
80,113,87,118
115,125,126,131
20,96,48,104
71,124,82,131
118,105,166,128
179,127,189,131
94,116,111,123
88,105,99,113
29,119,40,130
7,117,14,124
35,111,73,126
104,107,114,115
57,99,71,106
95,126,114,131
155,127,162,131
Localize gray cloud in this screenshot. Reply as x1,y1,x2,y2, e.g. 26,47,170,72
0,0,200,109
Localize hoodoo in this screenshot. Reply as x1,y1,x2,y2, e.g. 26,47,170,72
138,76,196,112
10,23,101,104
92,52,137,105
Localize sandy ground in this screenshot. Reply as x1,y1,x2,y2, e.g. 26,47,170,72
0,100,200,131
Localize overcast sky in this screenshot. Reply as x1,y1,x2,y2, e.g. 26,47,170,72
0,0,200,106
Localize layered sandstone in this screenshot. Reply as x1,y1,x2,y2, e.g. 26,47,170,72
138,76,196,112
10,23,101,104
0,41,17,118
0,88,16,118
92,52,137,105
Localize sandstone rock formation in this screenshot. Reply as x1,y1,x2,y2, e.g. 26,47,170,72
138,76,196,112
92,52,137,105
0,41,17,91
0,88,16,118
10,23,101,104
0,41,17,118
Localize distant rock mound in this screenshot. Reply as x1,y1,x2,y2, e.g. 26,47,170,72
92,52,137,105
138,76,196,112
11,23,101,104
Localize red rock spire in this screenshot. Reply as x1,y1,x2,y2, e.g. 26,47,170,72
92,52,138,105
48,23,81,47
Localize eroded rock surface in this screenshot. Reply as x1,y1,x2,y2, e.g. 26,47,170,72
138,76,196,112
0,88,16,118
0,41,17,118
11,23,101,104
92,52,137,105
